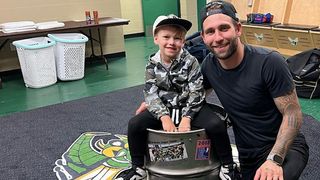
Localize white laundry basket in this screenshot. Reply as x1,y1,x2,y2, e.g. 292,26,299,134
48,33,88,81
12,37,57,88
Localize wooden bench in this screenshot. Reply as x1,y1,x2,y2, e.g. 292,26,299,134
272,24,318,56
310,28,320,48
241,22,319,57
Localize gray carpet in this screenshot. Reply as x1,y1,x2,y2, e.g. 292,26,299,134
0,85,319,179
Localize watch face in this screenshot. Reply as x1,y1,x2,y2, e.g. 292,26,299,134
274,154,284,165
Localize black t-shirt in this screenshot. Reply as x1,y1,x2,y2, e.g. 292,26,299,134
201,45,294,160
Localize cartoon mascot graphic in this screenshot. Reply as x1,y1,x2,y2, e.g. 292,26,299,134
54,132,132,179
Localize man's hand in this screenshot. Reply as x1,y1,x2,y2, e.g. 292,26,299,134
160,115,177,132
254,160,283,180
178,117,191,132
135,102,147,115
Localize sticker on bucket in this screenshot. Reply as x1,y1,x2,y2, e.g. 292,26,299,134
148,142,188,162
195,139,211,160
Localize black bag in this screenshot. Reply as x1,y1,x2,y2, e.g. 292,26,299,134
286,48,320,99
185,32,210,64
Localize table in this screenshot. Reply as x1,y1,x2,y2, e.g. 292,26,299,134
0,17,130,89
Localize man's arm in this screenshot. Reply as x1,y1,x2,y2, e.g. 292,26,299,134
254,89,302,180
271,88,302,159
135,102,147,115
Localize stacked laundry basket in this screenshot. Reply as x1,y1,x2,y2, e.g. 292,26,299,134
13,33,88,88
12,37,57,88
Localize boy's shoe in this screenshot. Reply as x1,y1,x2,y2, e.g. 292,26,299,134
115,165,147,180
219,163,240,180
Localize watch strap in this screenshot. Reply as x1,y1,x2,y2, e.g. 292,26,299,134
267,154,284,166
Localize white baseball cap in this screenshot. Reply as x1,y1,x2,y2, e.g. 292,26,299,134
152,14,192,35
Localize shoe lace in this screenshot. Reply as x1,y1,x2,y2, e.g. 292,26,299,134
122,166,145,179
124,168,138,178
221,165,230,174
220,163,240,180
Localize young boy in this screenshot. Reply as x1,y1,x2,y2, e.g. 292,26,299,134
115,14,238,180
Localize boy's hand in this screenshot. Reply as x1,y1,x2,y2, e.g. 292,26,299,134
178,117,191,132
160,115,176,132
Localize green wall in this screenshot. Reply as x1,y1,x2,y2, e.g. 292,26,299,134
197,0,206,30
141,0,179,36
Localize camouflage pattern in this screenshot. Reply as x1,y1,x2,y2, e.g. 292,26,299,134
144,49,205,120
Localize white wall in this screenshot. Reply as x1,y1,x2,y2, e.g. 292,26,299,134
0,0,126,72
180,0,199,36
120,0,144,35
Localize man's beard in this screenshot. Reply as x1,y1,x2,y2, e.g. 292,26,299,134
210,36,238,60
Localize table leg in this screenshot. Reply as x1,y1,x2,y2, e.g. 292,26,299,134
89,29,95,59
86,28,108,70
0,39,9,51
97,28,108,70
0,39,8,89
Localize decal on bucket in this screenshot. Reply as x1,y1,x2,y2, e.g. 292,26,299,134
195,139,211,160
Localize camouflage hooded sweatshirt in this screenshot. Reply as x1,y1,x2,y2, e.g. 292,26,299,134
144,49,205,121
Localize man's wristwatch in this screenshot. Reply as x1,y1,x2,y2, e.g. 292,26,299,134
267,154,284,166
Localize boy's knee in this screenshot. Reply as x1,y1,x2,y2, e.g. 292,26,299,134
128,116,144,132
205,119,227,133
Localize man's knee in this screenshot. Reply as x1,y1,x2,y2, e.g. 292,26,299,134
205,118,227,134
283,157,308,180
283,134,309,180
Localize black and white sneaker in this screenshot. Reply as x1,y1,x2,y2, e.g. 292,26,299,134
115,165,147,180
219,163,240,180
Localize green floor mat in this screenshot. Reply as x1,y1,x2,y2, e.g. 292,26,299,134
299,98,320,121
